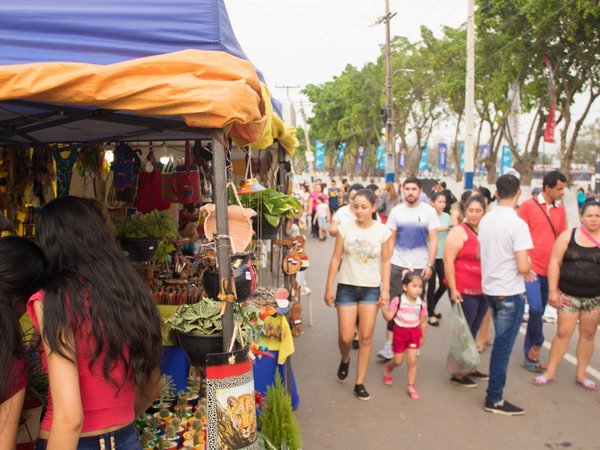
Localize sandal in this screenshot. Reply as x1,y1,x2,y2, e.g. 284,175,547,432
407,384,420,400
383,364,393,386
575,378,598,391
533,375,554,386
522,359,544,373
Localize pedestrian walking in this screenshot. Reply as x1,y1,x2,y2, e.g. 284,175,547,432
518,171,567,372
380,271,427,399
329,183,365,237
313,196,331,241
426,192,451,326
328,179,341,214
533,200,600,391
376,182,399,223
479,174,533,416
324,189,392,401
0,237,47,448
29,196,164,447
444,195,489,388
309,182,327,238
376,176,439,360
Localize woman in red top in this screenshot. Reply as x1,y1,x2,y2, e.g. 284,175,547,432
0,237,48,448
30,197,163,449
444,195,488,388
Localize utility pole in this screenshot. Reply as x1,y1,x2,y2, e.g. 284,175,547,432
464,0,475,189
276,84,301,98
298,102,314,173
376,0,397,182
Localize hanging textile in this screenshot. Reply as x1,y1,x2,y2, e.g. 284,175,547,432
53,149,78,198
136,150,170,213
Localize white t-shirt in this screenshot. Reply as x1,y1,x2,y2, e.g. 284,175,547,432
479,205,533,296
316,202,329,218
386,202,440,269
337,220,392,287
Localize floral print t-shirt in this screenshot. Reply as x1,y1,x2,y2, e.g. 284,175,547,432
337,220,391,287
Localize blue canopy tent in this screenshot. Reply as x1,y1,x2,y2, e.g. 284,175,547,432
0,0,291,148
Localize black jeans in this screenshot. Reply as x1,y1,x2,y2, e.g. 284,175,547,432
426,259,447,316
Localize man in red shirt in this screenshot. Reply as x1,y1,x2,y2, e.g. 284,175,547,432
518,171,567,372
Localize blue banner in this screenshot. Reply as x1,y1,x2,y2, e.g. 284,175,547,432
459,141,465,172
418,143,429,172
398,150,406,169
315,140,326,170
376,142,386,171
438,143,447,170
356,146,365,171
335,142,347,169
478,144,490,175
501,144,512,174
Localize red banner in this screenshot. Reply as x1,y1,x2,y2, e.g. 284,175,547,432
544,101,556,143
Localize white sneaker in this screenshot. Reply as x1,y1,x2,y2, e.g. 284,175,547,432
377,341,393,360
543,305,558,324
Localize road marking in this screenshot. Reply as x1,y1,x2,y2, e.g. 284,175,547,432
519,325,600,381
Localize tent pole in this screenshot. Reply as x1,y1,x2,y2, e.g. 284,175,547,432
212,131,234,351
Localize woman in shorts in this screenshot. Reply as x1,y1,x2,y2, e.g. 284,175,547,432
533,200,600,390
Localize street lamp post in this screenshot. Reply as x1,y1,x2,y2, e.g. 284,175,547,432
384,0,395,182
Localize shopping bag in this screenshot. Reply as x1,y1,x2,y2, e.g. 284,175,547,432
174,140,201,204
136,151,170,213
446,302,480,374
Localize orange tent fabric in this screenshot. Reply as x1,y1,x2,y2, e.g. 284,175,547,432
0,49,267,144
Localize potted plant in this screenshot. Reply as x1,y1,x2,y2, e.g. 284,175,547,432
232,188,302,239
116,210,177,262
258,372,302,450
164,298,262,366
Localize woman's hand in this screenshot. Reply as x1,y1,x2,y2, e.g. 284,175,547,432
324,289,335,308
421,266,433,281
449,288,462,302
548,290,561,309
379,290,390,308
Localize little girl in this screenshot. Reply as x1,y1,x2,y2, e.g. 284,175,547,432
379,271,427,399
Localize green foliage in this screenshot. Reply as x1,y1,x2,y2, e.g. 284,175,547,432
164,297,262,346
233,188,302,228
157,374,176,406
116,210,178,239
258,372,302,450
140,429,156,448
152,241,176,265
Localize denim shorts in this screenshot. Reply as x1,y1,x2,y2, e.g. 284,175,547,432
335,283,380,306
36,423,141,450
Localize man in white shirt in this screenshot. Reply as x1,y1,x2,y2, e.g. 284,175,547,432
376,176,439,359
479,174,533,416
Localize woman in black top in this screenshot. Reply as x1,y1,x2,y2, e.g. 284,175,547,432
533,201,600,389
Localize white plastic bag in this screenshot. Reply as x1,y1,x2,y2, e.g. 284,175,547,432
446,302,480,374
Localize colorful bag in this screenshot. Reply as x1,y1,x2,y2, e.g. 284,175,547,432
136,150,170,213
174,141,201,204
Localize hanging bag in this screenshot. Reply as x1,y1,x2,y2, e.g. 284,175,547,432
174,141,201,204
136,150,170,213
447,302,480,375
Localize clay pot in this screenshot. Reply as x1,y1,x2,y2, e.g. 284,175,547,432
201,203,256,253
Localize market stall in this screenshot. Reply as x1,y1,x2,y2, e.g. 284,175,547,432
1,1,302,448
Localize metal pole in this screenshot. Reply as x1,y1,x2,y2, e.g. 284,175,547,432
384,0,395,182
464,0,475,189
211,131,234,351
299,103,314,174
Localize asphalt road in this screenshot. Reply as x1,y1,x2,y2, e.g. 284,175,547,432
291,236,600,450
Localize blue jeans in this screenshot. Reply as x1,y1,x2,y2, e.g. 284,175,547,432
524,275,548,358
485,293,525,403
36,423,141,450
335,283,380,306
461,294,488,339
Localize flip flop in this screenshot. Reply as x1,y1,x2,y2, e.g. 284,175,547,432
575,379,598,391
383,364,393,386
522,359,544,373
407,384,420,400
533,375,554,386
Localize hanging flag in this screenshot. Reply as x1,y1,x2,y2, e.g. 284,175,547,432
544,101,556,143
398,150,406,169
418,143,429,172
501,144,513,175
315,140,326,170
376,142,386,171
335,142,347,169
356,146,365,171
459,141,465,172
438,143,447,170
478,144,490,175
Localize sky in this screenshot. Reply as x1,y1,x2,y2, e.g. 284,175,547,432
225,0,598,146
226,0,467,104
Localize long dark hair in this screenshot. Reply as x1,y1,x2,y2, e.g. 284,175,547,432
0,237,47,401
35,197,162,388
354,188,378,220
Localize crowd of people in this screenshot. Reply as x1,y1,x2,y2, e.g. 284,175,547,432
320,172,600,416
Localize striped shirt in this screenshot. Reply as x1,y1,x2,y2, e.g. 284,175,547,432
389,294,427,328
